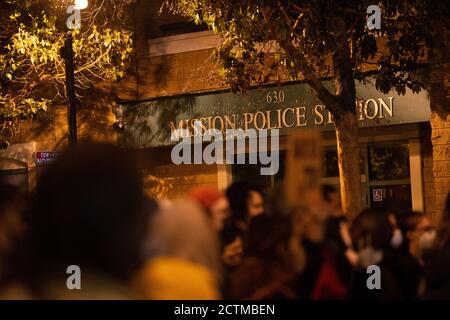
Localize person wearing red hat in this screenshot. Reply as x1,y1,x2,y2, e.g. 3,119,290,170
189,187,230,232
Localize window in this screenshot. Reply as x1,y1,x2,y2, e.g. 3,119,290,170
322,148,365,178
233,142,413,213
368,144,410,180
232,151,286,194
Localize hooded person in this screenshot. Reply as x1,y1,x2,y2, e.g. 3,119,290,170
133,200,222,300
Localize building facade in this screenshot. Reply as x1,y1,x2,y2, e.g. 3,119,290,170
0,0,445,219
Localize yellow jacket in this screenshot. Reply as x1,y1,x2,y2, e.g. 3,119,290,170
133,257,220,300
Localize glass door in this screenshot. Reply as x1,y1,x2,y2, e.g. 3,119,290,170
366,142,412,213
321,141,412,212
233,141,412,214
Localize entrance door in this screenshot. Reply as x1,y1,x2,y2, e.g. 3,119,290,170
321,141,412,213
365,142,412,213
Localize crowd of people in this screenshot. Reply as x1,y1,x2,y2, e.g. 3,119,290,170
0,143,450,300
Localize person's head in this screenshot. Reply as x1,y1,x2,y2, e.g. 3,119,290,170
0,184,26,255
6,143,155,296
351,208,394,251
189,187,230,231
247,213,305,277
397,212,434,258
142,200,222,280
226,182,264,223
322,184,341,216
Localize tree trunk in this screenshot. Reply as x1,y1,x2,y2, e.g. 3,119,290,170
261,7,364,216
429,23,450,221
331,17,363,218
335,112,363,217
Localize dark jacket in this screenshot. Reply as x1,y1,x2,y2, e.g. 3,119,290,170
390,248,422,299
350,249,420,300
424,241,450,299
325,216,352,286
293,239,347,300
228,257,297,300
350,257,403,300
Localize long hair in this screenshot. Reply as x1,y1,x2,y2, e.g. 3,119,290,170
226,181,263,222
350,207,394,250
142,200,223,282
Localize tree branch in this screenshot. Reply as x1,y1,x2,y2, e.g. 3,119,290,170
260,5,340,115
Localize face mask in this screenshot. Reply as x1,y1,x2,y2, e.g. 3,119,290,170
391,229,403,248
418,230,436,251
358,246,383,268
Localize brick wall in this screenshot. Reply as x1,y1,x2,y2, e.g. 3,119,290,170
429,24,450,221
431,109,450,220
117,0,216,101
133,49,220,99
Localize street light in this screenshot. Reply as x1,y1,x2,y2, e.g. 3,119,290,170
64,0,88,148
75,0,89,10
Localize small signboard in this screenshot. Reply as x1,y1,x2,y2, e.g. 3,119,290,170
284,129,322,207
373,189,383,202
36,152,60,166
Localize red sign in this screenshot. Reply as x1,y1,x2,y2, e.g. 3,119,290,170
36,152,60,166
373,189,383,202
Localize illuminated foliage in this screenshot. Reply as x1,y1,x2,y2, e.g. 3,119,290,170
162,1,449,107
0,0,134,147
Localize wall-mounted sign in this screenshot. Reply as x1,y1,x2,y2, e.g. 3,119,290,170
120,80,431,148
373,189,384,202
36,152,60,166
